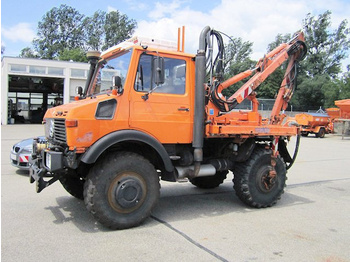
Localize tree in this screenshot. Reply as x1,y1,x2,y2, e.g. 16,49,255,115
267,33,291,51
301,11,350,79
338,65,350,100
30,5,137,60
291,75,327,111
83,10,106,51
19,47,39,58
33,5,85,59
223,37,255,96
58,48,87,62
103,10,136,50
291,11,350,110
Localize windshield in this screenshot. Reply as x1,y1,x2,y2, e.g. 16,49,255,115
87,49,132,96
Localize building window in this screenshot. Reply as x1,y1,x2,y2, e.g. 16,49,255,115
48,67,64,76
29,66,46,75
10,64,27,72
71,69,86,78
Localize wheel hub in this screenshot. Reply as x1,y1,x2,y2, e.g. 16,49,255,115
108,172,146,213
256,166,277,193
115,179,143,208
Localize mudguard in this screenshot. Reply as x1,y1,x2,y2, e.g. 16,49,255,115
80,129,174,172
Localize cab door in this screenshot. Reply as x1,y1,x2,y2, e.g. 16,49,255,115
129,53,193,144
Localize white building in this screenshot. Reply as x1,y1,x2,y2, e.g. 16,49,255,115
1,57,89,125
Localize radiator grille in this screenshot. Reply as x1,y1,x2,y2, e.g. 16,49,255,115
53,119,66,144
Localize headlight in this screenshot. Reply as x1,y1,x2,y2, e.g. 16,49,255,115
44,151,63,172
45,119,55,138
45,153,51,169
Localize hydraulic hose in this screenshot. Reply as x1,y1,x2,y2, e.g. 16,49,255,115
286,134,300,170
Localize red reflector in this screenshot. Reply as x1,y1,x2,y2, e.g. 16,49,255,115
66,120,78,127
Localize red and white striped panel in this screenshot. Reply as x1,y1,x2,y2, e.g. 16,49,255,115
19,155,29,163
240,85,253,101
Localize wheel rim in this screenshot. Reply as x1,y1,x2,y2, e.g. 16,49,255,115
256,166,277,193
108,172,147,214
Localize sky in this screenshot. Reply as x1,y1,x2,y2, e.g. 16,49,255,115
1,0,350,69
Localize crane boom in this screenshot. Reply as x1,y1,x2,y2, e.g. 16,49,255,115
210,32,307,118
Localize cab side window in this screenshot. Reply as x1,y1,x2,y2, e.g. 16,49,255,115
134,54,186,94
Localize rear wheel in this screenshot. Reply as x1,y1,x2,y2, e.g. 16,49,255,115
190,171,228,189
84,152,160,230
233,148,286,208
316,127,326,138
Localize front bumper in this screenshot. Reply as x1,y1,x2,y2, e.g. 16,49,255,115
29,138,64,193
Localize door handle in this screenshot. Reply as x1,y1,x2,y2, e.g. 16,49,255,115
178,107,190,112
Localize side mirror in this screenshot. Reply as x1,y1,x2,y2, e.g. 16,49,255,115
76,86,83,96
113,76,123,94
153,56,165,86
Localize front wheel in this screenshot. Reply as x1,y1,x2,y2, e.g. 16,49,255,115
59,170,84,200
84,152,160,230
301,131,309,137
233,148,287,208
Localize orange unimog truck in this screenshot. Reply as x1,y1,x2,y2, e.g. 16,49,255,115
29,26,307,229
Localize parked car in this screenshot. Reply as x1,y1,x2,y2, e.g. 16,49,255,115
10,137,46,170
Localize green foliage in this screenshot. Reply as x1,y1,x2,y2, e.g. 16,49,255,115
83,10,106,51
302,11,350,79
103,11,137,50
19,47,38,58
267,33,291,52
33,5,85,59
292,11,350,110
292,75,330,111
223,37,255,96
29,5,136,60
338,66,350,100
258,68,285,98
58,48,88,62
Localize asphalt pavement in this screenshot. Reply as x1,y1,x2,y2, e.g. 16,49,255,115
1,124,350,262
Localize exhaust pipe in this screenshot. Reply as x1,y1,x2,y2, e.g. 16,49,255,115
175,159,234,180
193,26,211,176
176,164,216,180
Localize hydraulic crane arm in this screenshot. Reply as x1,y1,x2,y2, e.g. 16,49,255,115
210,32,307,115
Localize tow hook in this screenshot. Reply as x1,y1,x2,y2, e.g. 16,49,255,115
29,160,60,193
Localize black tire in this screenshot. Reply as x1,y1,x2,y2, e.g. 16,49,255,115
316,128,326,138
59,172,84,200
190,171,228,189
301,131,309,137
84,152,160,230
233,148,287,208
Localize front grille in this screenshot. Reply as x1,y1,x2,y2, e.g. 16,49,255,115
53,119,67,144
